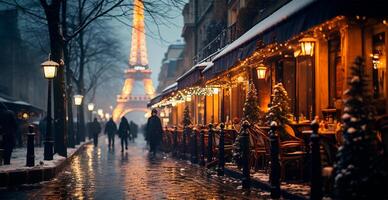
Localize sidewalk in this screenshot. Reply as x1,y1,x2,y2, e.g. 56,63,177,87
223,163,310,200
0,140,92,187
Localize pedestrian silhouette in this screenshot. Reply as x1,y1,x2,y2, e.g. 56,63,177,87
0,103,17,165
118,116,130,152
90,118,101,146
146,109,163,157
104,118,117,149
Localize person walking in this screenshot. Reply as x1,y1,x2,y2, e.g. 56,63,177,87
0,103,17,165
90,118,101,146
118,117,130,152
104,118,117,149
146,109,163,157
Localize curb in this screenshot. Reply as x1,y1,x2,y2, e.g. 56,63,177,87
0,140,92,187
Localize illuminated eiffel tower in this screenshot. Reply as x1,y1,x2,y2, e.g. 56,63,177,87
112,0,155,122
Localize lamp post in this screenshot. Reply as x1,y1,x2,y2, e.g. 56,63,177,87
74,94,84,143
87,103,95,122
41,58,59,160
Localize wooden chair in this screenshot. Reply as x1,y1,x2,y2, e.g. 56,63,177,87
377,115,388,157
278,124,306,180
249,125,271,171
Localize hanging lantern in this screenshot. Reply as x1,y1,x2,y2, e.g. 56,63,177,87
97,109,104,116
212,88,219,94
73,95,84,106
87,103,95,111
41,60,59,79
256,64,267,79
299,38,315,56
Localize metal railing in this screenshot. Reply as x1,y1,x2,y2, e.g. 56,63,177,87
193,23,240,64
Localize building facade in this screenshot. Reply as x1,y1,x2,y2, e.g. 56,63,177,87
151,0,388,129
0,9,47,120
157,43,185,93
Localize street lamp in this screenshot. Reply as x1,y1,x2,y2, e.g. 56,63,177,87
87,103,95,111
41,58,59,160
74,94,84,143
74,95,83,106
105,113,110,121
97,109,104,120
256,64,267,79
87,103,95,122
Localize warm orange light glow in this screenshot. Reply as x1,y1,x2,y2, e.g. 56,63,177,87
256,64,267,79
129,0,148,67
237,76,244,83
299,38,315,56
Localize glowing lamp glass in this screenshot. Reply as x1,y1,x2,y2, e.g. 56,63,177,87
213,88,219,94
256,65,267,79
74,95,83,106
186,95,192,102
299,38,315,56
97,109,104,116
41,60,59,79
87,103,95,111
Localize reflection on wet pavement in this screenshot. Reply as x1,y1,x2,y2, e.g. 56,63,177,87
0,135,270,199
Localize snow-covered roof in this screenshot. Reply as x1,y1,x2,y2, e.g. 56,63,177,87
202,62,214,73
213,0,316,61
13,101,31,106
162,82,178,93
0,97,9,102
176,62,212,81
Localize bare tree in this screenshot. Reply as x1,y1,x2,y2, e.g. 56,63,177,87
0,0,186,156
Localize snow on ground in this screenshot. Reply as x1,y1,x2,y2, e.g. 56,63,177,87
0,140,90,173
225,163,310,197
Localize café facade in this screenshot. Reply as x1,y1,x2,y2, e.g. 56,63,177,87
150,0,388,130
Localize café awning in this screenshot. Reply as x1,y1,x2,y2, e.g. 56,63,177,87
177,62,211,89
0,94,44,114
207,0,387,80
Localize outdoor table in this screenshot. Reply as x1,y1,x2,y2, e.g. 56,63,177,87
290,121,311,138
301,129,337,166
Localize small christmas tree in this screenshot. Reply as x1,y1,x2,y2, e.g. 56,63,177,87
265,82,292,126
334,57,386,199
182,106,191,127
243,82,261,124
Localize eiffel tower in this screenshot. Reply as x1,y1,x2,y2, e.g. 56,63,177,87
112,0,155,122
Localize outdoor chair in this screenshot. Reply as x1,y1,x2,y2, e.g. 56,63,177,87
377,115,388,157
278,124,306,181
249,125,271,171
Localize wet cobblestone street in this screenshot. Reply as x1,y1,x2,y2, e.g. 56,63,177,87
0,135,269,199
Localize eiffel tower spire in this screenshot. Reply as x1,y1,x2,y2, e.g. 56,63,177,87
129,0,148,68
112,0,155,122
